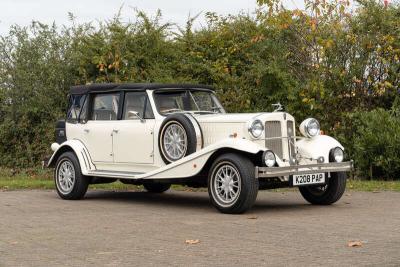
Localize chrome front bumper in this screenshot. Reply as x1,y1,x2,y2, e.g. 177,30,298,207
255,161,354,178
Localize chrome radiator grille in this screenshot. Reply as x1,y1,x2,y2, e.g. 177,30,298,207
265,120,296,160
265,121,283,159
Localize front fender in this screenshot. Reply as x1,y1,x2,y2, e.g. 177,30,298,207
296,135,344,163
141,138,267,179
47,140,95,175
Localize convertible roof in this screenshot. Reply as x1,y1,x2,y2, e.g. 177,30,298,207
69,83,215,95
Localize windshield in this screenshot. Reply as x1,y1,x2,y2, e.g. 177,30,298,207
154,90,225,115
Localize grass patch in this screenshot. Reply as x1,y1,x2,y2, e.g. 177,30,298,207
347,179,400,192
0,168,138,191
1,168,399,192
0,168,195,191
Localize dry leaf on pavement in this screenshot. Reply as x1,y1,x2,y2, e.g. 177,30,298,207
185,239,200,245
247,216,258,219
348,241,363,247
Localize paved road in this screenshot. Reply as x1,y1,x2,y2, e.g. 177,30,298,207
1,189,400,267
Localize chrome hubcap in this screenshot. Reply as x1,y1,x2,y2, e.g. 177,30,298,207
212,162,241,207
57,160,75,194
163,123,187,161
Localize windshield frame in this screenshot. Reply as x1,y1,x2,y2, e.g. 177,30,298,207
152,88,225,116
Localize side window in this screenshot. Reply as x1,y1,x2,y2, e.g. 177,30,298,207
91,93,120,121
123,92,154,120
79,97,88,123
67,95,87,123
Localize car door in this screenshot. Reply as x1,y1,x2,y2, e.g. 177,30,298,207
112,91,155,164
80,92,121,163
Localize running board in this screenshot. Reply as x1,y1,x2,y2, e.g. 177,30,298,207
87,170,144,179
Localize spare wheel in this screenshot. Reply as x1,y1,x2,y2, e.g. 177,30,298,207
158,113,202,164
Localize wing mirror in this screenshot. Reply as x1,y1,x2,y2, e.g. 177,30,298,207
128,111,145,123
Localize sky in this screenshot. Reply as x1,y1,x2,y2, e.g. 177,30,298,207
0,0,304,35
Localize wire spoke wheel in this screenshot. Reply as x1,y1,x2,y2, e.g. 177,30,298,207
56,160,76,194
211,161,242,207
158,114,200,164
54,152,89,200
162,122,188,161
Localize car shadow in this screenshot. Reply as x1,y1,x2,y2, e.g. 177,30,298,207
85,190,212,209
78,190,316,214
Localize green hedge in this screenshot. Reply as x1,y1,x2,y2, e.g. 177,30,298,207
0,1,399,179
336,99,400,180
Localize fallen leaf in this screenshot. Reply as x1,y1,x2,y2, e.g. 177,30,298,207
247,216,258,219
185,239,200,245
348,241,362,247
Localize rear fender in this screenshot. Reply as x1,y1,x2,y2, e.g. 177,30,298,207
47,140,95,175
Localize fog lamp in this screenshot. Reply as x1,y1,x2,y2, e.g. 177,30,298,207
263,150,276,167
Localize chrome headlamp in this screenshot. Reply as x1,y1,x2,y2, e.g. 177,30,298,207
299,118,320,138
248,119,264,139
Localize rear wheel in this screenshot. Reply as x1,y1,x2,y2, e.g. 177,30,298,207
143,183,171,193
208,153,259,214
54,152,89,200
299,172,347,205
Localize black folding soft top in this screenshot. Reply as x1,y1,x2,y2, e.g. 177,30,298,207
69,83,215,95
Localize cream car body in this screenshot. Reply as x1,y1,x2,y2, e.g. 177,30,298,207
48,83,353,213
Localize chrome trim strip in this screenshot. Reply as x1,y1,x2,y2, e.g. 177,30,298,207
256,161,354,178
80,151,88,170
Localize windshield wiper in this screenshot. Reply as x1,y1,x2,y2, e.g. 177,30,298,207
188,110,218,114
211,106,222,113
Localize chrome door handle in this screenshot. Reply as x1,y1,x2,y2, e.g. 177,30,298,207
113,129,119,133
84,129,90,133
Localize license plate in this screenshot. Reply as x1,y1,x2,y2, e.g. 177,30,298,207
292,173,325,186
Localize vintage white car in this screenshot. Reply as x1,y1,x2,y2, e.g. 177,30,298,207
48,83,353,213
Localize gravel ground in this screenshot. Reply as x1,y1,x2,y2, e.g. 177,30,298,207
1,190,400,267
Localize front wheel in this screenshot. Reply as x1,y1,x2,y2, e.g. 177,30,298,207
54,152,89,200
299,172,347,205
208,153,259,214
